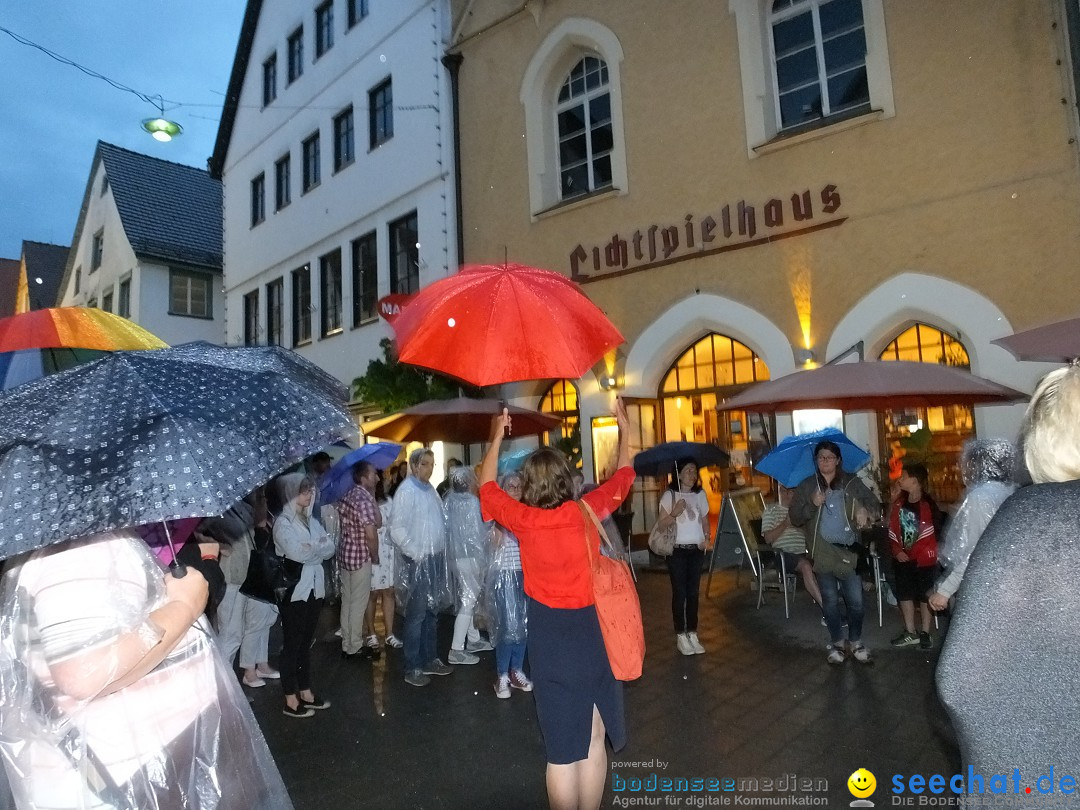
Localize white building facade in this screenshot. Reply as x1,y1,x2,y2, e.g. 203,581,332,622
58,142,225,347
213,0,458,390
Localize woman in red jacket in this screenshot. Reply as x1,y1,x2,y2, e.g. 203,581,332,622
887,462,945,650
479,399,633,810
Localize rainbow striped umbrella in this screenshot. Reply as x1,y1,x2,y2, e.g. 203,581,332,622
0,307,167,390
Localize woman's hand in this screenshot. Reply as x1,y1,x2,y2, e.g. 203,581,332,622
615,396,629,433
490,409,511,443
927,591,949,612
812,489,825,507
164,567,209,623
670,499,688,518
895,550,910,563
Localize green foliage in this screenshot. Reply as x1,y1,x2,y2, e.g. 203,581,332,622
552,422,583,469
351,338,478,412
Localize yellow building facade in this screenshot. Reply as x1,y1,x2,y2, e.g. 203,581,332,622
449,0,1080,534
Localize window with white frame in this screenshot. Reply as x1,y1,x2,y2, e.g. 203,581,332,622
729,0,893,153
251,173,266,227
520,19,628,216
91,229,103,271
389,212,419,295
288,26,304,84
769,0,869,132
102,290,113,313
320,248,343,336
266,277,284,346
556,56,613,201
369,78,393,148
333,106,355,171
118,277,130,317
275,153,291,210
291,265,312,346
302,131,321,192
347,0,368,28
351,230,377,325
169,268,212,318
263,54,277,106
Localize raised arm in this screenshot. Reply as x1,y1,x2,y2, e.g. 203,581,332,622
479,408,512,487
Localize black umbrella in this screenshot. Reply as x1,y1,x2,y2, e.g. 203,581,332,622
632,441,730,478
0,343,357,559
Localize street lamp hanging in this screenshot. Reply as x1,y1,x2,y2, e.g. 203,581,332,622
141,116,182,142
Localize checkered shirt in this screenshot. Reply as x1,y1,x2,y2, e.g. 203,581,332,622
336,484,378,570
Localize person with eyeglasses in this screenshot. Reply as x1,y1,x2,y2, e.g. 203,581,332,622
789,440,880,665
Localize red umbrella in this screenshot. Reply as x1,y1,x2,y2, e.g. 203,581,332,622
361,396,561,443
719,361,1027,412
991,317,1080,363
390,263,624,386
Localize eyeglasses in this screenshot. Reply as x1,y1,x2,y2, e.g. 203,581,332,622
816,454,839,462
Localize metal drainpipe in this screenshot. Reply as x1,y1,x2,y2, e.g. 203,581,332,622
441,53,465,269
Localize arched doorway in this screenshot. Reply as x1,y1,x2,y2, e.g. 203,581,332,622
659,333,774,531
538,379,582,469
878,323,974,504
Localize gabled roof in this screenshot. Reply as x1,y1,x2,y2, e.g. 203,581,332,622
98,142,222,269
0,259,21,317
209,0,263,180
58,141,223,302
20,241,69,309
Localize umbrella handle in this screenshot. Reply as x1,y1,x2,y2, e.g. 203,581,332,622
498,400,511,437
161,521,188,578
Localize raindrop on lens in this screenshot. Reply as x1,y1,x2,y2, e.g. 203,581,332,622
448,318,456,328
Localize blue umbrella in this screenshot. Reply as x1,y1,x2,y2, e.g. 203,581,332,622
755,427,871,489
497,447,534,475
320,443,403,504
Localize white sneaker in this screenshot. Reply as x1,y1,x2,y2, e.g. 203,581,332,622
494,675,511,699
363,634,380,650
385,634,403,649
687,632,705,655
676,633,695,656
826,643,846,665
447,648,480,665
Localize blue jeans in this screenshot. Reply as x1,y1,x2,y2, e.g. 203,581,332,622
816,569,864,644
402,580,438,672
496,641,526,676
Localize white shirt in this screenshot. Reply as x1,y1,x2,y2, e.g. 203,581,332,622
659,489,710,547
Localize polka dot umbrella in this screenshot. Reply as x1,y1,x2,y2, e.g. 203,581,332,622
0,342,357,559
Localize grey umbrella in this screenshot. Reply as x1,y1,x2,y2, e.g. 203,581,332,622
0,343,357,559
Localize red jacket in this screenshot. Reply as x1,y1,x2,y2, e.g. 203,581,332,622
887,495,943,567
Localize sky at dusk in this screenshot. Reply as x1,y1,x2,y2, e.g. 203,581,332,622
0,1,246,259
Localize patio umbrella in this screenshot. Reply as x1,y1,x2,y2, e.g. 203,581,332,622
362,396,561,444
320,442,403,505
390,263,625,386
755,427,871,488
0,307,167,390
990,316,1080,363
632,441,730,478
720,361,1026,413
0,343,357,560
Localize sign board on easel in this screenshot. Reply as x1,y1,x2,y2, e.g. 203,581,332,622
707,488,766,594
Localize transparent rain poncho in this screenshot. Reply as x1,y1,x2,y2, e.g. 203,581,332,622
483,525,528,646
389,474,452,612
936,439,1018,599
0,531,292,809
444,468,490,612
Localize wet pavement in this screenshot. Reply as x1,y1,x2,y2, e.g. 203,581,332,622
248,568,960,809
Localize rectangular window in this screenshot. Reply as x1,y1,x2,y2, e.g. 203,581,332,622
389,211,419,295
262,54,277,106
91,229,103,271
369,78,393,148
347,0,368,28
320,248,343,336
291,264,312,346
243,290,260,345
118,277,131,318
302,132,321,192
771,0,870,131
100,175,109,196
275,154,291,210
102,290,113,313
169,268,212,318
351,230,378,325
266,277,284,346
333,106,354,171
74,266,81,294
250,173,266,227
315,1,334,58
287,26,304,83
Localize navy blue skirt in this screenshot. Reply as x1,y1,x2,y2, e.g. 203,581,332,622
526,596,626,764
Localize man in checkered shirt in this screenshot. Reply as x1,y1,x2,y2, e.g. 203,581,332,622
336,461,380,660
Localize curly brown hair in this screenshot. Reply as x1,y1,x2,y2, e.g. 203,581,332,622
520,448,575,509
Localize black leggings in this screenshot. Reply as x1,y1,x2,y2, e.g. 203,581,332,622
280,593,323,695
667,547,704,633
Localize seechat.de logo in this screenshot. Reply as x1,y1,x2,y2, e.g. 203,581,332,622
849,768,877,807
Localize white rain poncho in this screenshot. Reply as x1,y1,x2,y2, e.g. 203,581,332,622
389,474,451,612
0,531,292,809
483,526,528,646
936,439,1018,599
444,468,490,613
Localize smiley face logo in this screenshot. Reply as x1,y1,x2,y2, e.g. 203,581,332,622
848,768,877,799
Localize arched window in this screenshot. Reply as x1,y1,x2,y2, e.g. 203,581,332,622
556,56,613,201
660,333,772,496
879,323,974,504
539,379,581,467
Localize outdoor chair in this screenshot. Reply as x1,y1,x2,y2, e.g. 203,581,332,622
745,518,799,619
